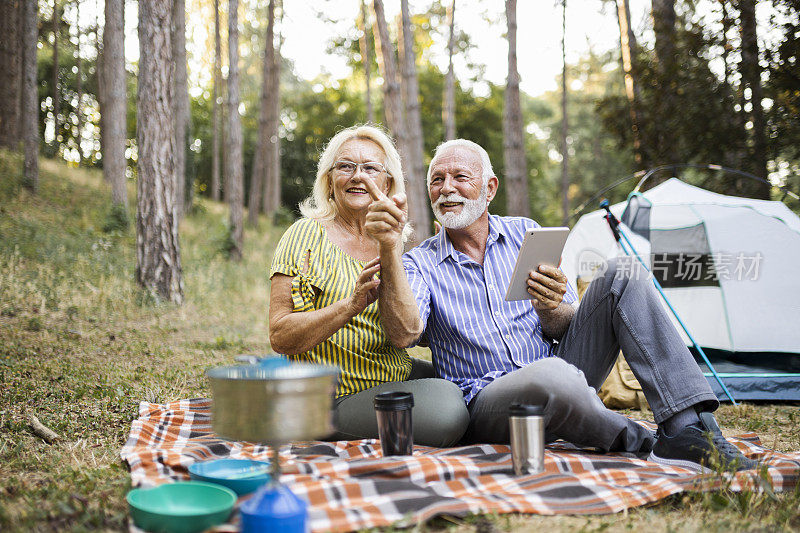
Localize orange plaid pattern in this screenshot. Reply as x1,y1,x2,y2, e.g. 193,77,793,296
121,400,800,533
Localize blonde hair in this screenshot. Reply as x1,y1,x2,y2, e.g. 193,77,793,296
299,125,406,221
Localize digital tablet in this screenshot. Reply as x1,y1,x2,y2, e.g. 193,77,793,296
504,227,570,301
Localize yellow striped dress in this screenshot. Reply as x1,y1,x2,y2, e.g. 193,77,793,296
269,217,412,398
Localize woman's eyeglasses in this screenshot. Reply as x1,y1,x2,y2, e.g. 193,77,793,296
331,160,389,177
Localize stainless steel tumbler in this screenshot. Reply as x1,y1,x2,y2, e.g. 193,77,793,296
374,391,414,456
509,403,545,475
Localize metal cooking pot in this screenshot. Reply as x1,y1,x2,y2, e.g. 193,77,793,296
207,363,340,445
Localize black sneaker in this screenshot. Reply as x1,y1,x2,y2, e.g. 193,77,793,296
648,412,757,472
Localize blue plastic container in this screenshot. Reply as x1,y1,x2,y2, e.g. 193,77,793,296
188,458,271,496
257,354,291,370
240,483,308,533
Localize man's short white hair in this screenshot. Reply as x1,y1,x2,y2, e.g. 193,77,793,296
427,139,494,187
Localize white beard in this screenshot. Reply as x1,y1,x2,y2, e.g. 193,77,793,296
432,182,488,230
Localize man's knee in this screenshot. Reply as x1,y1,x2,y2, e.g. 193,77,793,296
608,257,650,287
507,358,589,406
530,357,586,386
582,257,650,300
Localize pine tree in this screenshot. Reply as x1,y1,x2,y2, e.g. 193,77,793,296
21,0,39,191
0,0,22,149
503,0,530,217
443,0,456,141
226,0,244,260
104,0,128,211
249,0,276,226
172,0,190,217
399,0,431,240
211,0,222,202
136,0,183,303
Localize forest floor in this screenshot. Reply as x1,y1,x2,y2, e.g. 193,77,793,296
1,150,798,531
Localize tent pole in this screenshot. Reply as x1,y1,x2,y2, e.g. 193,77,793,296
600,200,739,405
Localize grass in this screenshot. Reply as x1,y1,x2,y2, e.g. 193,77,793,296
0,149,798,531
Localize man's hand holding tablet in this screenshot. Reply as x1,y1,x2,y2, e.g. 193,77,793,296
504,227,570,310
527,263,569,311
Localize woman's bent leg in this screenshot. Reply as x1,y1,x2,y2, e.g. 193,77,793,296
331,378,469,447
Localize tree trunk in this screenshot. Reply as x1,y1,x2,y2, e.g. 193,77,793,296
96,0,108,181
359,0,374,124
104,0,127,208
52,1,61,155
651,0,678,165
21,0,39,192
136,0,183,304
172,0,188,218
249,0,275,226
372,0,419,242
720,0,732,88
264,4,282,217
443,0,456,141
0,0,22,149
560,0,569,225
211,0,222,201
503,0,530,217
226,0,244,260
222,77,230,201
720,0,745,169
372,0,407,153
652,0,676,72
399,0,431,241
615,0,643,166
738,0,770,198
76,0,83,164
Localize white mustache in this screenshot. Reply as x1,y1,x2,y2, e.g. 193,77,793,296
434,193,469,210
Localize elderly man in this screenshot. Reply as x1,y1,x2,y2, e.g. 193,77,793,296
376,139,754,471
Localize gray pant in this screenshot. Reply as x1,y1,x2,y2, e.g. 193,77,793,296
464,259,719,452
330,359,470,447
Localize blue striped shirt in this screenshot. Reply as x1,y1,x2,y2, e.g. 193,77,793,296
402,215,578,404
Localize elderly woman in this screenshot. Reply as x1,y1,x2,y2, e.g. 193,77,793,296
269,125,468,447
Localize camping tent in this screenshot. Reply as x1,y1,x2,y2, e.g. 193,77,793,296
562,178,800,401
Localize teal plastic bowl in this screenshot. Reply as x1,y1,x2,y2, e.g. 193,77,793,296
127,481,236,533
188,458,271,495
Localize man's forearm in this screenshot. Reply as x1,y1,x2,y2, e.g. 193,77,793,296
537,302,575,340
378,244,423,347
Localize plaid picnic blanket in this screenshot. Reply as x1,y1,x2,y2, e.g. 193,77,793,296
121,398,800,532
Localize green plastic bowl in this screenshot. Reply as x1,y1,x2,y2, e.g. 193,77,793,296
127,481,237,533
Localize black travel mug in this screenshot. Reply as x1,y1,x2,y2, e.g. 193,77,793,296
373,391,414,456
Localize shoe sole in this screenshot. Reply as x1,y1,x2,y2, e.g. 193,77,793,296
647,451,712,473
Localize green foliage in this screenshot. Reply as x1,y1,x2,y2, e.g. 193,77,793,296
24,316,43,332
189,1,560,222
194,335,248,352
35,7,101,163
102,203,130,233
0,149,23,202
272,206,296,226
595,0,800,202
598,11,745,170
215,222,239,259
766,0,800,188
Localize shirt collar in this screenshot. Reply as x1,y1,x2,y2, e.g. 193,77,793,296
487,213,505,245
433,213,506,265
